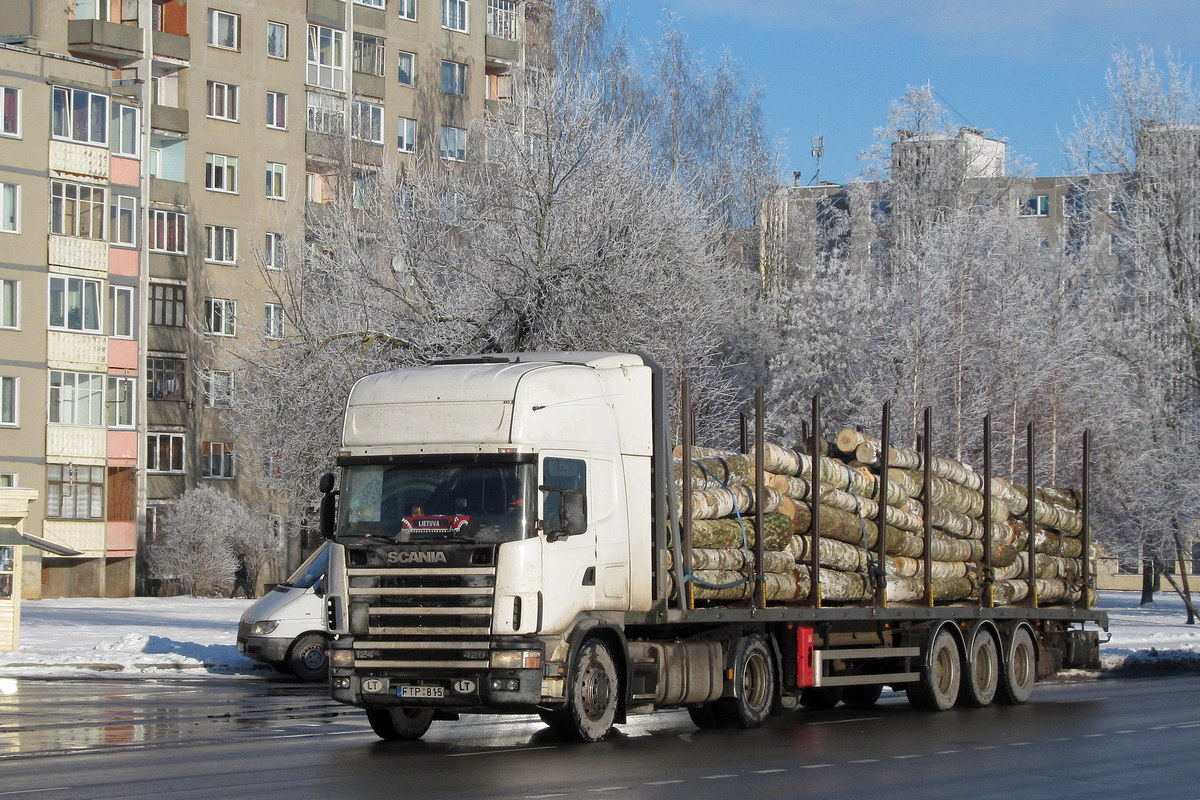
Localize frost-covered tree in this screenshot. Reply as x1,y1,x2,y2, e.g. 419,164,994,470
148,486,266,597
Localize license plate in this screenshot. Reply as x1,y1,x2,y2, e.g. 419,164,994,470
397,685,443,699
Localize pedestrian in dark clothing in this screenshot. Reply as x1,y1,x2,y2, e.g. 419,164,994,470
231,552,254,598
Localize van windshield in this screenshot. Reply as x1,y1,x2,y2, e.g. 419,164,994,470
338,462,533,545
283,544,329,590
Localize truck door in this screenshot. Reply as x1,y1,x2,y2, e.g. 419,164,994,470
539,453,597,632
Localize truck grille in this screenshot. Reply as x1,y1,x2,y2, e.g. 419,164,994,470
347,566,495,671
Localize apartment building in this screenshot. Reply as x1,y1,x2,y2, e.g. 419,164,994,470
0,0,548,598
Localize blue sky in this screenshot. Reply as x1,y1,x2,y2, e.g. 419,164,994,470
609,1,1200,185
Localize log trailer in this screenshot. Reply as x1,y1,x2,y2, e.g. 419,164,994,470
319,352,1106,742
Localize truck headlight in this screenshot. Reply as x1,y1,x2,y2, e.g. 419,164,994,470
490,650,541,670
249,620,279,636
330,649,355,668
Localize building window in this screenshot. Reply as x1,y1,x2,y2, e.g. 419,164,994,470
205,153,239,193
0,87,18,138
106,376,135,428
1,182,17,233
398,0,417,20
306,92,345,136
51,86,107,145
149,209,187,254
110,285,133,338
264,232,285,270
0,474,14,488
149,283,186,328
398,51,415,86
266,162,287,199
111,104,138,156
307,25,345,91
0,279,17,329
353,33,386,77
441,60,467,97
267,21,288,59
204,297,237,336
110,194,136,247
487,0,518,40
147,433,185,473
351,101,384,144
203,369,233,407
208,8,240,50
207,81,239,122
49,371,104,426
265,303,284,339
0,376,16,426
267,91,287,130
50,180,106,239
440,125,466,161
397,116,416,153
443,0,468,32
202,441,236,479
49,276,102,333
147,355,185,400
1021,195,1050,217
355,0,385,7
205,225,238,264
46,464,104,520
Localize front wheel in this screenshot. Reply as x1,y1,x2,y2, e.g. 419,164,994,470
546,639,619,742
288,633,329,682
366,707,435,741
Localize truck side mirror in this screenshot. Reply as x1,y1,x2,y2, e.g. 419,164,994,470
319,472,338,540
541,487,586,541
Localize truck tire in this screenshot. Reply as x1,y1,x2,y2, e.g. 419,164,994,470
366,707,435,741
547,638,619,742
841,683,884,709
288,633,329,682
798,686,843,709
957,631,999,708
713,634,774,728
686,703,725,729
906,627,960,711
997,627,1036,705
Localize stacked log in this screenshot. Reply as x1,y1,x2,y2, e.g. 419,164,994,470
670,430,1092,608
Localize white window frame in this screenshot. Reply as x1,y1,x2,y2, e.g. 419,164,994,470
0,376,16,427
0,86,19,138
51,180,106,239
205,225,238,265
205,153,239,193
49,370,104,426
51,86,107,146
443,0,468,32
207,81,239,122
397,116,416,153
149,208,187,254
207,8,240,50
46,464,105,520
351,100,384,145
355,0,385,7
106,375,136,428
147,432,185,473
110,284,134,338
203,369,233,408
112,103,138,156
202,441,236,479
353,32,386,77
441,60,466,97
204,297,237,336
487,0,518,40
110,194,137,247
1021,195,1051,217
398,50,415,86
264,232,285,270
266,162,287,199
1,182,17,233
440,125,466,162
398,0,417,21
265,303,284,339
267,21,288,59
307,25,346,91
306,92,345,136
49,275,102,334
266,91,288,130
0,279,17,330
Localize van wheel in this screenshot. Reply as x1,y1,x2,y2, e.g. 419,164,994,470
289,633,329,682
367,707,434,741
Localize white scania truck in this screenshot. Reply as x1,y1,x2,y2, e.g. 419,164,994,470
319,352,1106,742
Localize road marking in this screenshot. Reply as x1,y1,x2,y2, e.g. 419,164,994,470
586,787,628,792
752,769,788,774
893,755,922,760
850,759,879,764
0,791,73,797
645,780,684,785
1009,742,1032,747
802,764,833,769
806,717,880,726
700,774,737,780
936,749,960,755
449,746,556,757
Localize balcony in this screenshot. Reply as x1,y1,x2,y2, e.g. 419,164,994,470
153,30,190,62
151,104,189,134
67,19,143,66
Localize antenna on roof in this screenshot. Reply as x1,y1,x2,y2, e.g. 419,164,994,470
809,135,825,184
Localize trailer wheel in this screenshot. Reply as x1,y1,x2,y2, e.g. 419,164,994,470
906,627,961,711
997,627,1036,705
366,707,434,741
798,687,843,709
288,633,329,682
714,634,774,728
841,683,884,709
547,638,619,742
957,631,999,708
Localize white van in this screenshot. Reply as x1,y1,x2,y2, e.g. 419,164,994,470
237,543,329,681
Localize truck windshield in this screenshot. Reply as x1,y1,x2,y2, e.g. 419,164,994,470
338,462,533,544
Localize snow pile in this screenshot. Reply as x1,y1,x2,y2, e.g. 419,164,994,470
0,590,1196,679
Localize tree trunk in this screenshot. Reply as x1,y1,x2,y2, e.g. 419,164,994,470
1171,528,1197,624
